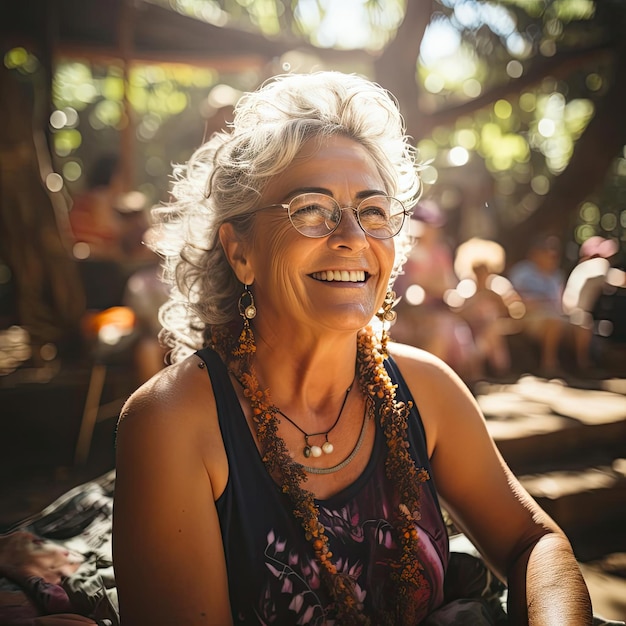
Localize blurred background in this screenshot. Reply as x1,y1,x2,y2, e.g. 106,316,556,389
1,0,625,619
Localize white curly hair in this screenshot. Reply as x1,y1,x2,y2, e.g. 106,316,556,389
150,71,422,363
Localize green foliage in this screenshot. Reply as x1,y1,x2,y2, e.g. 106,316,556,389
5,0,623,249
416,0,625,247
151,0,406,50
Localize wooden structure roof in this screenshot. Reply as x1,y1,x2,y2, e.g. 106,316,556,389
1,0,372,69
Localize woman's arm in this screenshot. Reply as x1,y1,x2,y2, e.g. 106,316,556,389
390,344,592,625
506,531,592,624
113,358,233,626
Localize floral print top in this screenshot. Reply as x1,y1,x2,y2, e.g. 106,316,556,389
197,348,449,625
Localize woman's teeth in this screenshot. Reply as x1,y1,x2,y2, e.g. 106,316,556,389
311,270,366,282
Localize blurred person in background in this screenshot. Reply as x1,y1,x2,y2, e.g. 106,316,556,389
391,200,478,381
67,154,130,317
508,233,566,375
453,238,524,380
508,233,590,376
71,154,166,386
68,154,125,262
563,236,625,373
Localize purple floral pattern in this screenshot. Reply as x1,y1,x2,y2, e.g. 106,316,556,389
253,489,445,625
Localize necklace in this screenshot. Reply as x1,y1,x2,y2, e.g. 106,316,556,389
277,383,353,458
297,400,370,474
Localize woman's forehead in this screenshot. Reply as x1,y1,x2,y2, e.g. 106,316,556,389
261,135,384,201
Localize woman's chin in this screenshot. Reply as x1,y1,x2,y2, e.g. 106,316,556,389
314,307,376,333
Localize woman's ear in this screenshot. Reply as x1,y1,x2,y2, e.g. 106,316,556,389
219,222,254,284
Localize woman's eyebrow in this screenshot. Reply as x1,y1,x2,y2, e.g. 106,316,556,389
355,189,388,200
285,186,331,198
284,187,388,200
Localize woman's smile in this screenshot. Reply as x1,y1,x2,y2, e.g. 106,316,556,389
309,270,368,283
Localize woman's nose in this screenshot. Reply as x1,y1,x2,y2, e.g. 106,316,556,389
329,208,369,249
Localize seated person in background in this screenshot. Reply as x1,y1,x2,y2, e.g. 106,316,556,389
68,154,125,262
563,236,624,372
562,236,619,330
508,233,588,375
453,238,524,379
391,201,478,381
113,71,592,625
122,233,170,384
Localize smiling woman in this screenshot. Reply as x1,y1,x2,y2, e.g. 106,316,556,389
112,71,593,626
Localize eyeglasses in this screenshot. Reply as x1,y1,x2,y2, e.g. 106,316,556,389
257,192,410,239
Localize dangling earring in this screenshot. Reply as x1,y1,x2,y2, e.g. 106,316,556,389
376,289,397,355
233,284,257,359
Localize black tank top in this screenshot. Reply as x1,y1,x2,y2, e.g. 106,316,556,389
197,348,449,625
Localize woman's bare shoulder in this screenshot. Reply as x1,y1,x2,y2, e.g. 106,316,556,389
387,341,459,385
118,353,215,431
386,341,480,453
388,340,478,404
115,352,230,486
116,351,230,500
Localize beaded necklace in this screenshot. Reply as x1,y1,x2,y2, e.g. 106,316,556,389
211,326,431,626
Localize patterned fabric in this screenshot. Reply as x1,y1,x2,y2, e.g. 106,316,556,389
0,575,68,626
197,347,449,625
0,472,118,626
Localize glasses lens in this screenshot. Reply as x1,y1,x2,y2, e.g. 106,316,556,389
358,195,405,238
288,193,338,237
286,193,405,238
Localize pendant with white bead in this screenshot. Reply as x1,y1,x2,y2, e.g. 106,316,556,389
304,436,333,458
283,384,353,461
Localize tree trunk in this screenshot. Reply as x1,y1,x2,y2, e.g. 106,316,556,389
0,65,86,353
502,36,626,263
373,0,435,140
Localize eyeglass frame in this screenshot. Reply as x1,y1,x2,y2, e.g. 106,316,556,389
254,192,411,240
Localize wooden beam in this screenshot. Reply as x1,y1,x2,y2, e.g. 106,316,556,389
119,0,134,192
50,43,272,71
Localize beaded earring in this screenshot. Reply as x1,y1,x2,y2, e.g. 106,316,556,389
376,289,397,355
233,284,257,358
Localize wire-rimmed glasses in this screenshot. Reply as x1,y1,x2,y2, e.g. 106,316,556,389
258,192,409,239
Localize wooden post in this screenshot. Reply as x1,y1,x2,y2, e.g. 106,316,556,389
118,0,135,192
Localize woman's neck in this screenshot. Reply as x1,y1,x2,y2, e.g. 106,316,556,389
251,329,359,415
